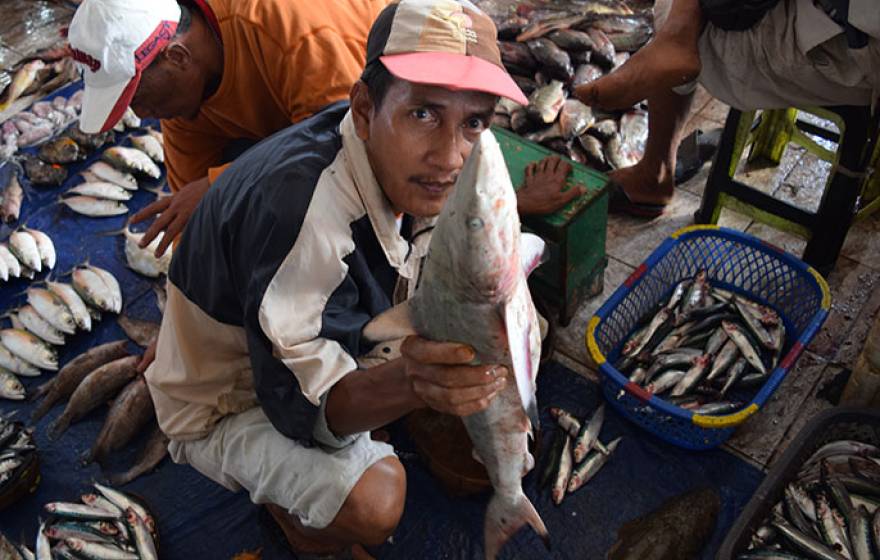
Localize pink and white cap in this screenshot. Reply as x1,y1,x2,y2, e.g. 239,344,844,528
69,0,181,133
366,0,528,105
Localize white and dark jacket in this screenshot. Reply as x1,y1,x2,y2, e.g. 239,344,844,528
145,102,432,443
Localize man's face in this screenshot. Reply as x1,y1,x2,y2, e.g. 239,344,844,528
130,46,204,121
355,79,497,218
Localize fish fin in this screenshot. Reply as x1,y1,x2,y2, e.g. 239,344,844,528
504,299,539,431
362,301,416,343
471,448,484,465
520,233,547,277
484,492,549,559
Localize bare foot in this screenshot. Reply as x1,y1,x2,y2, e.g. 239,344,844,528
517,156,584,215
609,158,675,207
575,36,701,111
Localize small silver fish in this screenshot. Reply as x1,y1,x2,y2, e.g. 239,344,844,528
80,162,138,191
129,135,163,163
0,342,40,376
552,435,573,506
573,404,608,462
9,230,41,272
722,321,767,375
0,244,21,278
0,328,57,370
61,195,129,217
27,287,76,335
68,182,133,202
103,147,161,179
0,369,24,400
16,304,65,345
47,281,92,331
567,437,621,493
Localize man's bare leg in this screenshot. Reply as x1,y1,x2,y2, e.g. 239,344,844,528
267,456,406,557
575,0,703,111
612,87,695,206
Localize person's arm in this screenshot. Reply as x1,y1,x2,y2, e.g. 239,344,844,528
325,338,507,437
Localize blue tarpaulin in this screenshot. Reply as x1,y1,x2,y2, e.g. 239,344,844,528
0,82,764,559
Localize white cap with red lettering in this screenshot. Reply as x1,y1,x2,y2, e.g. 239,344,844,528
69,0,181,133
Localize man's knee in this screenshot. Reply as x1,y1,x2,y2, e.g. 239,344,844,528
338,456,406,546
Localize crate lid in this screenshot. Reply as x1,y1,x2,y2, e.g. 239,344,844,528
492,126,610,232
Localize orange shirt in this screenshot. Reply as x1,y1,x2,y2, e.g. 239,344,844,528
162,0,387,190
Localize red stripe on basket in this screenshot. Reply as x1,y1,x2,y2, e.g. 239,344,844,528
760,239,785,254
624,264,648,288
780,341,804,370
625,382,653,403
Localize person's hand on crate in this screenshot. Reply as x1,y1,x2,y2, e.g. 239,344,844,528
516,156,585,215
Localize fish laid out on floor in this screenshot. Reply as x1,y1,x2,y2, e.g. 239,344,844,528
0,414,36,490
83,376,155,466
30,340,129,422
742,439,880,560
48,355,139,440
103,226,171,278
544,404,620,505
79,161,138,191
614,271,786,416
72,264,123,313
608,486,721,560
489,6,655,168
108,425,169,486
102,147,161,180
129,135,164,163
61,195,128,217
0,169,24,224
364,131,549,559
0,228,54,282
35,484,158,560
23,156,67,187
117,315,160,348
67,182,133,202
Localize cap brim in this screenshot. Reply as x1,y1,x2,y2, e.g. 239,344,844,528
380,52,528,106
79,76,139,134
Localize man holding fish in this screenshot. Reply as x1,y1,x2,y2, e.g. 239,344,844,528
144,1,548,557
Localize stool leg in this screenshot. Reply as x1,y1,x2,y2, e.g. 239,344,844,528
695,108,742,224
802,107,870,275
748,109,797,166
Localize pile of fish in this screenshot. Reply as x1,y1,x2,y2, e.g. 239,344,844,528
29,323,168,483
487,2,652,169
61,130,165,217
540,404,621,504
614,270,787,416
0,227,54,283
0,263,122,401
1,89,82,159
0,413,36,490
742,439,880,560
22,483,160,560
23,107,156,190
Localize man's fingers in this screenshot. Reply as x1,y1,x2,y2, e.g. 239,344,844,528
412,376,504,407
413,363,507,390
402,336,475,365
154,216,183,256
139,208,175,248
130,198,171,225
562,185,584,204
525,162,536,178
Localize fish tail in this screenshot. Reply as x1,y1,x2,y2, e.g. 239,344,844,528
29,397,53,423
484,492,549,559
47,412,70,441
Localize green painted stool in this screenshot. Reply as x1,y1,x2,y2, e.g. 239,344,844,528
492,126,610,326
695,105,880,276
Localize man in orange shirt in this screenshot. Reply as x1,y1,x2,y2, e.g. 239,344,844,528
70,0,389,255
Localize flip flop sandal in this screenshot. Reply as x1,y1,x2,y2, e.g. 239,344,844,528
607,181,666,219
674,128,722,185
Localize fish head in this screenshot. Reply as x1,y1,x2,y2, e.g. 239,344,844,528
432,130,521,301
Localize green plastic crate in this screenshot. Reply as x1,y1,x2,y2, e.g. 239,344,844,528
493,126,610,325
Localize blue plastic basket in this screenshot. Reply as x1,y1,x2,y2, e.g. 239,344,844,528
586,225,831,450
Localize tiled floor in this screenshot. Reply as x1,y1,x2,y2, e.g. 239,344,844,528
550,95,880,471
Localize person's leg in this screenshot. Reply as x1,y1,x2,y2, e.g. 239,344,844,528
575,0,703,111
169,407,402,557
611,87,695,209
266,456,406,555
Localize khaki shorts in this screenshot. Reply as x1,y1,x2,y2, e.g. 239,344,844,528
168,405,395,529
656,0,880,110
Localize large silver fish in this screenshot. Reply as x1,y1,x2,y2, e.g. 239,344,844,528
364,131,548,559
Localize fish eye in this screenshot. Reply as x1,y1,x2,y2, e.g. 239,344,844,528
467,217,484,230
